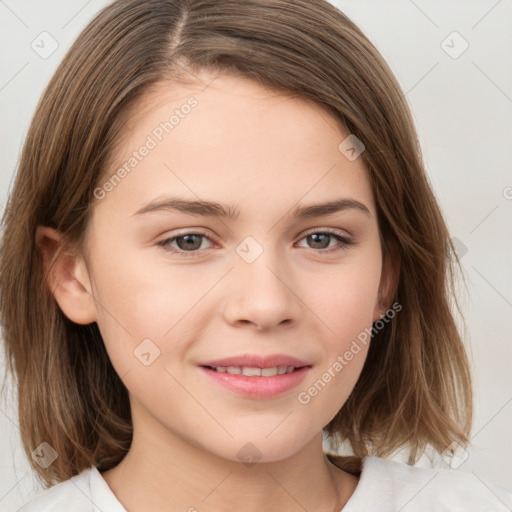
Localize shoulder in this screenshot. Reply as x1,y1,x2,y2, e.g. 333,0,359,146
342,455,512,511
17,466,99,512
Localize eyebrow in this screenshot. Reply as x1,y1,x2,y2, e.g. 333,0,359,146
132,195,371,220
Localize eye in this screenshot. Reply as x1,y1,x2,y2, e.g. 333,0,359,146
157,228,353,258
157,231,214,258
296,229,353,253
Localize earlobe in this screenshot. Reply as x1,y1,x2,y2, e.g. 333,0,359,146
35,226,97,325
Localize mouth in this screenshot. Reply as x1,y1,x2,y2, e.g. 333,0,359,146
198,355,312,399
202,365,303,376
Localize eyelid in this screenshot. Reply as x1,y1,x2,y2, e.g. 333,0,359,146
157,228,216,247
161,227,213,239
158,226,351,243
299,226,352,239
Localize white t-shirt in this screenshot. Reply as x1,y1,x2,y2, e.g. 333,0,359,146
17,455,512,511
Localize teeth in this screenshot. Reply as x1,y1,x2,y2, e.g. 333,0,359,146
242,367,262,377
212,365,297,376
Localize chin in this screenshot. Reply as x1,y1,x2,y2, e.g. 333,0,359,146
206,428,316,467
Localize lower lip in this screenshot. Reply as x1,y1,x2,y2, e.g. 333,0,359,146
199,366,311,399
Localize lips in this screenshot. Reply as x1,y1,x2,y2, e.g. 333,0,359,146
198,354,312,399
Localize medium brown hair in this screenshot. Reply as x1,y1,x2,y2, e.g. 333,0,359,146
0,0,472,487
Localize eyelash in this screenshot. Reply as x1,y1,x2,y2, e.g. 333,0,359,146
157,229,353,259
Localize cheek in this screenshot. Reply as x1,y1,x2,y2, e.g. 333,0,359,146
310,255,382,345
87,245,216,374
294,287,374,432
293,255,381,419
90,236,213,327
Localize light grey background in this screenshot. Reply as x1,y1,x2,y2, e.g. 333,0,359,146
1,1,511,510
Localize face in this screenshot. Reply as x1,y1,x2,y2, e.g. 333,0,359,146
63,71,393,463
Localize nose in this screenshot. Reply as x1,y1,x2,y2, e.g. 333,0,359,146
221,243,302,331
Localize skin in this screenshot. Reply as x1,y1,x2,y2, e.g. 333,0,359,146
37,70,397,512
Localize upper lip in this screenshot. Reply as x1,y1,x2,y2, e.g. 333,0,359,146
199,354,312,368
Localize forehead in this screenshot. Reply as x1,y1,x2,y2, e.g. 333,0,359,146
96,70,374,220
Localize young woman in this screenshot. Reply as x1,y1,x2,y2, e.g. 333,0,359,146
1,0,510,510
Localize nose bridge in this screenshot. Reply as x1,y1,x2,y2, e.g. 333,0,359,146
222,234,301,329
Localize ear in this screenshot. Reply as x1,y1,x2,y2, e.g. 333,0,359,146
372,239,400,322
35,226,97,325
